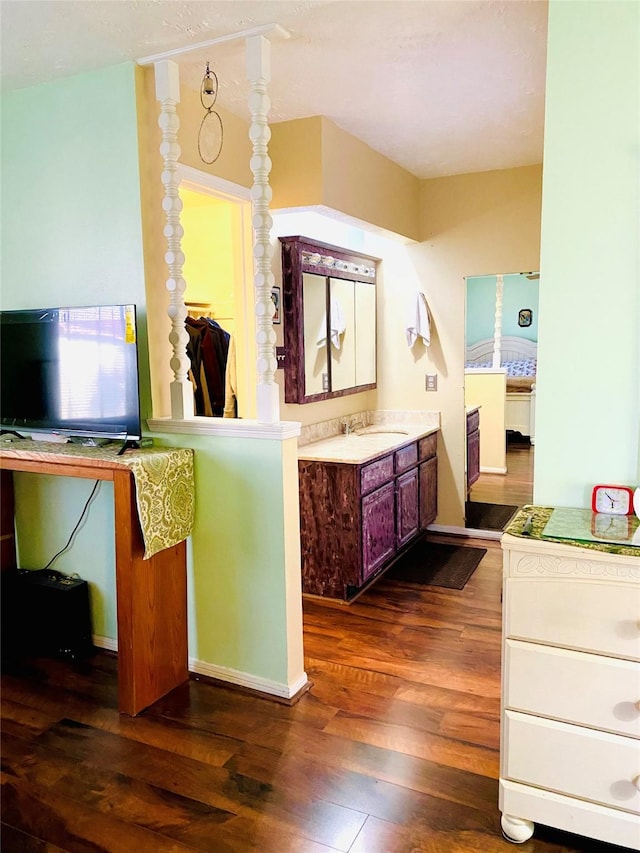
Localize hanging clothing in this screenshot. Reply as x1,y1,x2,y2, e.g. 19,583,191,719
185,317,230,416
223,333,238,418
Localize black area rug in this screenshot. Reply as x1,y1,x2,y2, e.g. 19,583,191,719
385,540,487,590
466,501,519,531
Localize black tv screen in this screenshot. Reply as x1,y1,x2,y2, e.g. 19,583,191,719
1,304,142,441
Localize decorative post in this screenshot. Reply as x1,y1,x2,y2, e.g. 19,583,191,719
246,35,280,424
492,273,504,369
154,60,194,419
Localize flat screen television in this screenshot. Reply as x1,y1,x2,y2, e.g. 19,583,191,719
1,304,142,442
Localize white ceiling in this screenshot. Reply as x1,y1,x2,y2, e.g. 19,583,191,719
0,0,548,180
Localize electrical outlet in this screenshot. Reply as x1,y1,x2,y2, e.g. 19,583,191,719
322,373,329,391
425,374,438,392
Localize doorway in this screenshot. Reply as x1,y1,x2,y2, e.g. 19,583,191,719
464,272,538,530
178,165,256,419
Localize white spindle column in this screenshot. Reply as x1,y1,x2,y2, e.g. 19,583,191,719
493,273,504,369
155,60,194,419
246,35,280,424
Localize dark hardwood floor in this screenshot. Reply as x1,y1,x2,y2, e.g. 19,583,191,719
467,437,534,528
1,522,628,852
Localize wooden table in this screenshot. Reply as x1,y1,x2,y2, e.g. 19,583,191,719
0,445,189,716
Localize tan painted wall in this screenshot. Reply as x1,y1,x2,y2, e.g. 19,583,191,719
136,64,172,419
270,116,324,210
320,118,420,242
464,371,507,472
178,81,253,188
373,165,542,527
270,117,420,242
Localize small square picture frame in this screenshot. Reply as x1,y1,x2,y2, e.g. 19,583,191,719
518,308,532,328
271,286,281,324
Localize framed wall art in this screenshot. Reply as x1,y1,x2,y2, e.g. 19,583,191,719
271,286,281,324
518,308,533,327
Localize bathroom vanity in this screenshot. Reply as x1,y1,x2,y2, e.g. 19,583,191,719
499,507,640,850
297,418,438,600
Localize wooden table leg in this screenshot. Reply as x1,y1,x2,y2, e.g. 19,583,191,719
113,470,188,715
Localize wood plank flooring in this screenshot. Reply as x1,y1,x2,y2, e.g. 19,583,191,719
1,528,628,852
469,438,534,512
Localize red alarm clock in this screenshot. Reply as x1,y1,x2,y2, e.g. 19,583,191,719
591,484,635,515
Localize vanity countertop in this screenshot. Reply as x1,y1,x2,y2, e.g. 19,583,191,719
297,424,439,465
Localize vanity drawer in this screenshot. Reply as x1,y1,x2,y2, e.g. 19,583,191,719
466,409,480,434
503,710,640,814
505,579,640,661
360,454,394,495
418,433,437,461
505,640,640,737
394,442,418,474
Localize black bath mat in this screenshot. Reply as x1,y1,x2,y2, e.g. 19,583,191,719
385,540,486,590
465,501,519,531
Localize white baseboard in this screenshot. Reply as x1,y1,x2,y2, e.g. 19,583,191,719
189,658,309,700
427,523,503,541
480,466,507,474
92,636,308,700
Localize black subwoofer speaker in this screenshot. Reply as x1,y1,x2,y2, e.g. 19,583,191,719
2,569,94,663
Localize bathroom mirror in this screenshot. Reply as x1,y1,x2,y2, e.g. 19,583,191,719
280,236,378,404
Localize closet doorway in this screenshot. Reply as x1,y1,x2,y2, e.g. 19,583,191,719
464,272,538,531
178,166,256,420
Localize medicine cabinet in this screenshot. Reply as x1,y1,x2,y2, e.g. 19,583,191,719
279,236,379,404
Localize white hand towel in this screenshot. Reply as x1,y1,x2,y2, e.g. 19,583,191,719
406,291,431,347
316,298,346,351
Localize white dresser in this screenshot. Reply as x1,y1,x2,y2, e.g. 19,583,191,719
500,514,640,849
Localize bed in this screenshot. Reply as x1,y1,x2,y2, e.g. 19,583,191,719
465,335,536,442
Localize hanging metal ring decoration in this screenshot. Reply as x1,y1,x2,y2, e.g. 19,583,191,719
198,62,224,165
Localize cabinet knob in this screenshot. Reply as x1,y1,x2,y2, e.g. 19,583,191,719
634,776,640,792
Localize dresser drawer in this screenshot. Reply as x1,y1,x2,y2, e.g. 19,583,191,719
360,454,394,495
504,710,640,814
505,640,640,738
505,579,640,661
394,442,418,474
418,433,437,461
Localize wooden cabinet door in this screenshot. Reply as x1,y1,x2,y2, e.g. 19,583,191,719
467,428,480,490
420,456,438,529
396,468,419,548
362,482,395,581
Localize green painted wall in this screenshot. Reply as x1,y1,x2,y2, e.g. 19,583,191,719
148,432,294,685
502,276,538,342
1,64,299,689
466,274,539,348
466,275,497,347
1,63,148,640
535,0,640,505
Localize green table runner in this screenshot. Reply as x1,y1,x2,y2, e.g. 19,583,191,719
2,441,194,559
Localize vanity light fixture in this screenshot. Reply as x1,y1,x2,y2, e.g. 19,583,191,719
198,61,224,164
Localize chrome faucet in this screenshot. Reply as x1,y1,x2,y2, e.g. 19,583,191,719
342,416,365,435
